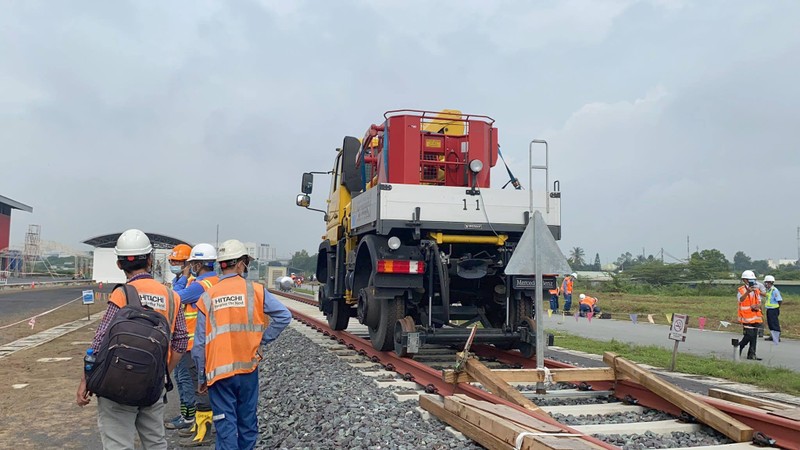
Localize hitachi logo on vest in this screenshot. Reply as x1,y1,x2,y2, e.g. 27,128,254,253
140,294,166,310
213,295,246,310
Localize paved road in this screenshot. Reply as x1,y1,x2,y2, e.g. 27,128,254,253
544,313,799,372
0,285,111,321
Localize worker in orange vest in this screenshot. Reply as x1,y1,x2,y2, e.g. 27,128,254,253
169,243,220,446
561,273,577,312
737,270,764,360
194,239,292,449
578,293,600,317
548,285,560,312
169,244,192,288
76,229,187,448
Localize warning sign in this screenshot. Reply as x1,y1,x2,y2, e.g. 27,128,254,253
669,313,689,342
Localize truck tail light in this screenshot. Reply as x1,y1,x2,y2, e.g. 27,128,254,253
376,260,425,274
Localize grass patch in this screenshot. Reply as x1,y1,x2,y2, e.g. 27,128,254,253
293,288,315,295
556,291,798,338
549,331,800,396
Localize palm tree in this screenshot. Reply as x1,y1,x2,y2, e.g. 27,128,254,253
569,247,586,268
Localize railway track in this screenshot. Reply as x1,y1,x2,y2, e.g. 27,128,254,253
271,288,800,449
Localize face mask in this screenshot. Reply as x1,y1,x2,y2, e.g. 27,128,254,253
169,265,182,275
239,261,249,279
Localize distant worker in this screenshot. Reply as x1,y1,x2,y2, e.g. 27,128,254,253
561,273,577,313
194,239,292,449
169,244,193,289
76,229,187,449
578,293,600,316
168,243,220,447
762,275,783,344
737,270,764,360
548,285,560,312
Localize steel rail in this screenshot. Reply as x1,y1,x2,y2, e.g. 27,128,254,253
273,289,798,448
276,290,615,449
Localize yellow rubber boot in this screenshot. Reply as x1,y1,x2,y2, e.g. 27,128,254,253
179,410,213,447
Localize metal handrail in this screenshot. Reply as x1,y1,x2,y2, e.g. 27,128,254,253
383,109,495,124
528,139,550,214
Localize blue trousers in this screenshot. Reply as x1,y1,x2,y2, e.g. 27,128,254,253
563,294,572,312
174,352,195,411
549,294,559,311
208,369,259,450
579,304,601,315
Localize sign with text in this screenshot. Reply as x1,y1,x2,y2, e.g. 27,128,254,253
82,290,95,305
669,313,688,342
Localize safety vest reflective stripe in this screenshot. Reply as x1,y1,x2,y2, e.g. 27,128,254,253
737,286,763,324
200,278,267,385
205,358,261,384
185,275,219,351
764,287,780,309
207,323,266,342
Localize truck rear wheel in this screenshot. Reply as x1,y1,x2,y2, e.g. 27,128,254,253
369,296,403,351
328,298,350,331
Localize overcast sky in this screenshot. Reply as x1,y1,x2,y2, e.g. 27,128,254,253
2,0,799,263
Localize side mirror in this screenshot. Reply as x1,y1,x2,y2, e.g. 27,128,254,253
301,173,314,194
296,194,311,208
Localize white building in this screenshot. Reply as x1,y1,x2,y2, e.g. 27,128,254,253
83,232,192,284
259,243,277,261
767,259,798,269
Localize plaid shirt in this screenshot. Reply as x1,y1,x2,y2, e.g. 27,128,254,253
91,291,188,354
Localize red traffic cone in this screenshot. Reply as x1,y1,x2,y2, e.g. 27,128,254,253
98,282,103,290
31,282,35,289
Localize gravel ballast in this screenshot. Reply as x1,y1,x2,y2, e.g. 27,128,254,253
255,325,482,450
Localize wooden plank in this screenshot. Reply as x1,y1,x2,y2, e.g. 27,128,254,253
769,407,800,421
707,388,795,411
443,396,605,450
419,394,515,450
451,394,562,433
603,352,754,443
443,367,619,384
464,357,543,412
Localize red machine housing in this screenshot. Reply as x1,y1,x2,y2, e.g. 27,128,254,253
358,110,498,188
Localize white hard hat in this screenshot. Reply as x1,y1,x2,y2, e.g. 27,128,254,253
571,273,577,278
764,275,775,283
741,270,756,280
217,239,249,262
114,229,153,256
188,243,217,262
579,293,586,300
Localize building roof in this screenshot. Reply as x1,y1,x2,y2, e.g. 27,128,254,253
83,232,191,250
0,195,33,213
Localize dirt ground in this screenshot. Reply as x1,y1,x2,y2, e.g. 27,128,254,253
0,298,183,449
0,321,103,449
0,300,108,346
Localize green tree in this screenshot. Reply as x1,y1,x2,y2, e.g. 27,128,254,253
624,260,686,285
751,260,771,276
733,251,752,272
290,250,317,275
615,252,634,271
688,249,730,280
569,247,586,268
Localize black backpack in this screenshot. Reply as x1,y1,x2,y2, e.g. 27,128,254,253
87,284,174,407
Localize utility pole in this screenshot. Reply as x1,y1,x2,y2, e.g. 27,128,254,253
216,224,220,249
686,236,690,260
660,248,664,263
797,226,799,262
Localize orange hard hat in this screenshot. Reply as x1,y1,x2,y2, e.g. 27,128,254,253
169,244,192,262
